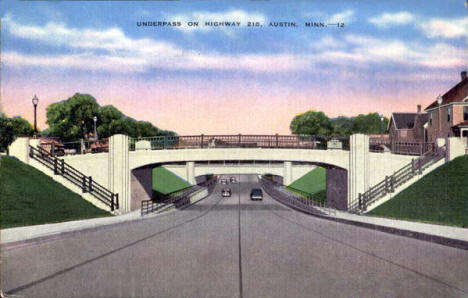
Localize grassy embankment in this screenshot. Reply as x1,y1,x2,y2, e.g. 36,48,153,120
152,167,191,200
0,156,111,229
369,155,468,227
286,167,327,204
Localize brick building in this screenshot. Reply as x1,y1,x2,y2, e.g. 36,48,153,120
425,71,468,144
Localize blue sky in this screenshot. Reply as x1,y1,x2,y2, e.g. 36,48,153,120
1,0,467,134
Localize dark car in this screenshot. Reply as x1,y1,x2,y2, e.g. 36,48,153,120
221,188,232,197
250,188,263,200
230,177,237,183
220,179,228,185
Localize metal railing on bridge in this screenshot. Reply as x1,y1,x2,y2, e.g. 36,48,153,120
369,137,435,155
349,145,446,214
141,177,218,216
29,146,119,211
130,135,350,151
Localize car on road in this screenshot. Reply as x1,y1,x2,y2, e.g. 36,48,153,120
250,188,263,200
220,179,228,185
221,188,232,197
230,177,237,183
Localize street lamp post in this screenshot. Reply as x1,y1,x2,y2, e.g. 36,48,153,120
437,95,443,138
32,95,39,137
93,116,98,140
380,115,384,137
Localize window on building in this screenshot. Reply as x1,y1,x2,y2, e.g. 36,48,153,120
429,112,433,126
448,107,451,122
464,106,468,121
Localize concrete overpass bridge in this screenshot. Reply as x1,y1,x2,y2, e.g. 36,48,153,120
10,134,423,213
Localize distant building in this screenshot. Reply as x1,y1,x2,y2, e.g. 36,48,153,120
425,71,468,143
388,105,428,144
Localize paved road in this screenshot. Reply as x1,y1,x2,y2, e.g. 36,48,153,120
2,174,468,297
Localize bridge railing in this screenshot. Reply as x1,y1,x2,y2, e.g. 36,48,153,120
369,137,436,156
40,138,109,156
29,145,119,211
350,145,446,213
260,176,334,216
130,135,349,151
141,176,218,216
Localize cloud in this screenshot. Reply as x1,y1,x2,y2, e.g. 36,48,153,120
165,9,266,34
329,34,466,69
2,16,466,75
368,11,467,39
421,17,467,39
329,9,355,24
309,35,342,49
368,11,414,28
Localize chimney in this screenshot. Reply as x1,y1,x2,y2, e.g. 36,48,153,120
462,71,467,81
417,104,421,113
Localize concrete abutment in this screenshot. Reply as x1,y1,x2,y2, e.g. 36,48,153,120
8,133,428,214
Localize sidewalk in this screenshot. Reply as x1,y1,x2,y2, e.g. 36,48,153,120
312,207,468,249
1,186,211,249
0,209,163,248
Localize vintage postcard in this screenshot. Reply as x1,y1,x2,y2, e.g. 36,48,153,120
1,0,467,297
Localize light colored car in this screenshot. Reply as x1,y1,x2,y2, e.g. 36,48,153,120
221,188,232,197
220,179,228,185
250,188,263,200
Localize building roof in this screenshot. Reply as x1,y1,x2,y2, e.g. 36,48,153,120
425,76,468,110
390,113,428,130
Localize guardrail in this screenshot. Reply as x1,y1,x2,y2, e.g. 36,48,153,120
350,145,446,213
141,177,218,216
39,139,109,156
130,135,349,151
369,138,435,155
260,176,332,215
29,145,119,211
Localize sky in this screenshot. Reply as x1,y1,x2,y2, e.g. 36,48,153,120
1,0,467,134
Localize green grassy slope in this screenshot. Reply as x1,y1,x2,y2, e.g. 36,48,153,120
0,156,111,229
286,167,327,204
369,155,468,227
152,167,191,196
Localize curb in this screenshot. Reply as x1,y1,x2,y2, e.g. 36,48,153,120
1,187,215,251
263,187,468,251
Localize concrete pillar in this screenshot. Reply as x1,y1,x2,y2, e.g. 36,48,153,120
283,161,292,186
348,134,369,209
109,134,130,213
8,137,30,164
327,167,348,210
446,137,466,161
186,161,196,185
131,166,153,211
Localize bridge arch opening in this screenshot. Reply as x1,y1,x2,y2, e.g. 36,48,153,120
130,160,348,211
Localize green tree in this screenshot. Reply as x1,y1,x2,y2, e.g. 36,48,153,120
0,114,14,153
352,113,389,134
109,117,138,137
290,111,333,135
46,93,99,141
331,116,354,136
135,121,159,137
97,105,124,138
9,116,34,137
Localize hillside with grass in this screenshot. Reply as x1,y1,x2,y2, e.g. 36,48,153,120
0,156,111,229
369,155,468,227
152,167,191,197
286,167,327,204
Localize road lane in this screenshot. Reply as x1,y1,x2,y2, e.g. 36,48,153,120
240,175,468,297
2,174,468,297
